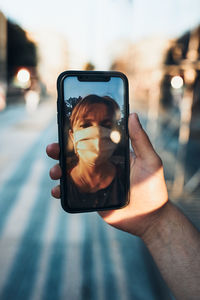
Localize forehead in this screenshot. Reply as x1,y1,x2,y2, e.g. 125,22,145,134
79,103,111,120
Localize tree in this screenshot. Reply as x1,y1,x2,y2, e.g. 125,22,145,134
7,20,37,82
83,62,95,71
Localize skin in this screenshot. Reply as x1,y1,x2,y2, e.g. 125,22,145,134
69,103,116,193
47,113,200,300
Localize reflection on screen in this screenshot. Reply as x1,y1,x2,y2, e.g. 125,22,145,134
63,78,127,210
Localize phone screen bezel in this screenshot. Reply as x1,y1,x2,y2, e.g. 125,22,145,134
57,70,130,213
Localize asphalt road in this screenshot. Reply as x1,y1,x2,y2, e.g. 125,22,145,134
0,99,175,300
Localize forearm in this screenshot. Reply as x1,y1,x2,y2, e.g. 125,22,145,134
142,201,200,300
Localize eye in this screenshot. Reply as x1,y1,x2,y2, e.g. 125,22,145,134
101,120,113,129
80,122,91,128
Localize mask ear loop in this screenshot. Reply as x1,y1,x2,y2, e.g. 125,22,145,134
69,128,78,155
72,136,78,155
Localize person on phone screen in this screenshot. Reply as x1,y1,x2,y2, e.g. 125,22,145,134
66,94,125,209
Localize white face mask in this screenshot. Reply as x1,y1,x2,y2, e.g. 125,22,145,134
73,126,117,166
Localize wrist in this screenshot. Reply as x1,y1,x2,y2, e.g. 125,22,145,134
140,200,172,245
139,200,200,300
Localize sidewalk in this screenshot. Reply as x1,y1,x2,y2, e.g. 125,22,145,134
135,102,200,230
153,108,200,230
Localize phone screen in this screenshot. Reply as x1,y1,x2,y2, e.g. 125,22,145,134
59,72,129,212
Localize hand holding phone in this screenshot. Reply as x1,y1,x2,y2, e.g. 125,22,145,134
57,71,129,213
47,115,200,300
47,112,168,235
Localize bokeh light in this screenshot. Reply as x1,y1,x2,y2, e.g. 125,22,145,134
110,130,121,144
171,76,184,89
17,68,30,83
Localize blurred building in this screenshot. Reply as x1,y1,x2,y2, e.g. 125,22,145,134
161,26,200,110
0,14,39,106
0,11,7,109
7,21,37,83
111,27,200,195
6,20,38,105
111,25,200,115
0,11,7,83
0,13,69,105
110,37,171,111
29,30,69,96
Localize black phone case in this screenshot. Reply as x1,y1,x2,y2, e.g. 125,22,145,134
57,70,130,213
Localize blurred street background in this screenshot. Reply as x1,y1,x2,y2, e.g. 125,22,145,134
0,0,200,299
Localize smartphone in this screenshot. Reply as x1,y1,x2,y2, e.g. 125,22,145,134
57,70,129,213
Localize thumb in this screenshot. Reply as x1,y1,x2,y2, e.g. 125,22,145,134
128,113,157,160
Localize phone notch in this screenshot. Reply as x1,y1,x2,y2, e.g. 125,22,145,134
78,75,110,82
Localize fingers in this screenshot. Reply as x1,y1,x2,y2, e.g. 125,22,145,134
46,143,60,160
49,163,62,180
47,143,61,199
51,185,61,198
128,113,156,160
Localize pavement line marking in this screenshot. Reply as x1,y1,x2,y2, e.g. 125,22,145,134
0,104,26,131
105,226,130,300
61,213,84,300
0,117,56,234
91,215,106,300
0,160,53,300
80,213,96,299
0,158,46,292
30,199,61,300
0,104,56,189
96,218,119,299
41,211,68,300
